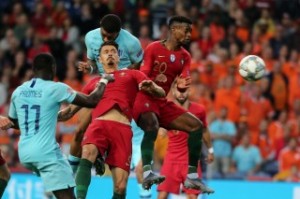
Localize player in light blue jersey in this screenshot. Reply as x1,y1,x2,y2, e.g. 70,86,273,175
0,54,113,199
78,14,143,74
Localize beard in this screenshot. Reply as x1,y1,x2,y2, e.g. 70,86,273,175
176,97,187,105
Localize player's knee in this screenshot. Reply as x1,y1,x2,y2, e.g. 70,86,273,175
114,181,127,194
139,113,159,132
81,144,98,162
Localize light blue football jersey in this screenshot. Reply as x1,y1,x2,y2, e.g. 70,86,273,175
85,28,143,74
8,78,77,163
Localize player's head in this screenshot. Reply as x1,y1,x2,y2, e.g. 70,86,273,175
172,82,189,105
99,41,119,71
168,16,192,45
32,53,56,80
100,14,122,42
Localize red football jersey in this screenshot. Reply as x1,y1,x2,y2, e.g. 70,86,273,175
141,41,191,94
165,102,207,163
82,70,148,120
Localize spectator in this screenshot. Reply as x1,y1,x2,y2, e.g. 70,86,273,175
207,107,236,179
230,133,262,179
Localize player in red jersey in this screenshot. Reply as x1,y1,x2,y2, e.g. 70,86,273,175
133,16,214,193
61,41,165,199
157,84,214,199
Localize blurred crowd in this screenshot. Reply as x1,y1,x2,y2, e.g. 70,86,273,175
0,0,300,182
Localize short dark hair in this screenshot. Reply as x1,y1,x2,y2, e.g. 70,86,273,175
100,14,122,33
168,16,192,27
99,41,119,53
33,53,56,73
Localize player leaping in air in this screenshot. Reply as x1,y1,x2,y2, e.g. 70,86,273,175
133,16,214,193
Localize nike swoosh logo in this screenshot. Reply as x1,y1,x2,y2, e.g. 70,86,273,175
158,55,165,58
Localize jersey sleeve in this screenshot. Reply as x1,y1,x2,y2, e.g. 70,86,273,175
85,31,93,60
8,91,17,119
140,43,155,76
54,83,77,103
180,51,191,78
133,70,149,84
128,36,144,64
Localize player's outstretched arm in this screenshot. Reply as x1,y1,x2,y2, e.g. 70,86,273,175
77,60,98,74
72,75,114,108
0,116,18,130
58,105,82,122
139,80,166,98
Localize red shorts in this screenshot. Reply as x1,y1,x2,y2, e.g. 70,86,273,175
0,150,5,166
133,92,187,128
82,120,133,172
157,162,201,195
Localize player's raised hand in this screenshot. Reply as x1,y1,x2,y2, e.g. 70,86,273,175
77,61,92,74
139,80,155,92
0,116,14,130
102,74,115,83
57,107,73,121
177,75,191,91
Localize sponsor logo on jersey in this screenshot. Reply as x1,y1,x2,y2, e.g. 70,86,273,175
170,54,176,62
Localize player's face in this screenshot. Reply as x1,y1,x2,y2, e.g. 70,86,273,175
172,23,192,45
173,86,188,104
99,45,119,69
101,29,119,42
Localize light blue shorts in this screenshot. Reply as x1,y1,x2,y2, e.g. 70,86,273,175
130,144,141,169
22,158,75,192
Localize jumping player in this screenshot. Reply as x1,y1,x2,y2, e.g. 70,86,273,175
133,16,214,193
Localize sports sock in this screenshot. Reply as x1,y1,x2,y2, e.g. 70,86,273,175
0,178,8,198
143,165,152,178
112,192,126,199
187,129,203,176
187,166,198,179
68,154,80,174
141,131,157,166
76,159,93,199
138,183,151,198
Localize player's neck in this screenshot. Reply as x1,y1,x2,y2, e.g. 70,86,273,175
34,74,53,81
164,39,181,51
176,100,190,110
103,68,116,74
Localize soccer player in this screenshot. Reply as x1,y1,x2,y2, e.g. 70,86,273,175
66,14,144,177
133,16,213,193
63,41,165,199
0,53,113,199
157,84,214,199
0,126,10,197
